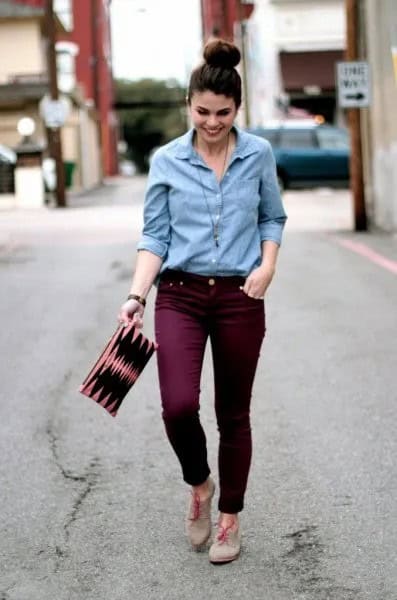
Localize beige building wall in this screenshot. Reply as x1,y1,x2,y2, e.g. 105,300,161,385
61,108,102,191
0,112,33,148
274,0,345,52
0,20,45,83
61,109,81,188
78,109,102,190
364,0,397,232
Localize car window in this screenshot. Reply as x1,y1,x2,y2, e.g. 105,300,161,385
260,129,278,146
317,127,349,149
279,129,315,148
248,128,278,146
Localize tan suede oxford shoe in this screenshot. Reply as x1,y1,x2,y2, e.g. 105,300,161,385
185,477,215,549
209,523,241,564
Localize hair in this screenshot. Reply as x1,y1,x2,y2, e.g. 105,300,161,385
187,39,242,108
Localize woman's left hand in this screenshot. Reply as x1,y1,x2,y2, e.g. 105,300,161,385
242,265,275,299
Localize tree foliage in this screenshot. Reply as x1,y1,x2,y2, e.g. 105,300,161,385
115,78,188,173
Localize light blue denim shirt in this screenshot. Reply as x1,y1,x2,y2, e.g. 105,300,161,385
137,126,287,277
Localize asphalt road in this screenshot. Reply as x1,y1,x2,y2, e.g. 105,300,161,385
0,179,396,600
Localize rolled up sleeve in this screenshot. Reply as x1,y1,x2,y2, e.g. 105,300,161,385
137,151,170,258
257,142,287,245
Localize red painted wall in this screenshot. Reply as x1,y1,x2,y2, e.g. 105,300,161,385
63,0,118,176
200,0,254,42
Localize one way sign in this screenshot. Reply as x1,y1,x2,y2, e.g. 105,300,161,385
337,61,371,108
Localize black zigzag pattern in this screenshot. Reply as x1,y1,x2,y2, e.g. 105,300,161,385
79,325,156,417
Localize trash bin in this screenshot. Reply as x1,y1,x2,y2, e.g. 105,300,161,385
64,161,75,188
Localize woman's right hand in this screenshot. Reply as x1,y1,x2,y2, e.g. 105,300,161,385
118,298,145,329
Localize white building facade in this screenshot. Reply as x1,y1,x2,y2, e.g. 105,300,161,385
362,0,397,232
247,0,346,125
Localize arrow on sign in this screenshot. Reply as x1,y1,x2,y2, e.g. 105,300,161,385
345,92,365,101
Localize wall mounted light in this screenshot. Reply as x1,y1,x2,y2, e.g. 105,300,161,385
17,117,36,139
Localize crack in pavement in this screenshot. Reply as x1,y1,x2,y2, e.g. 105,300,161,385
46,421,100,572
63,459,99,543
46,424,87,483
279,525,361,600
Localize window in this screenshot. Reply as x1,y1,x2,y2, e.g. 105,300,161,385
260,129,278,146
279,129,315,148
317,127,349,150
54,0,73,31
56,42,78,93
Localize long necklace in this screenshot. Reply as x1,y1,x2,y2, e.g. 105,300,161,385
195,132,230,247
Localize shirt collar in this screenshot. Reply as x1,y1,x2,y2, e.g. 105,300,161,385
174,125,260,161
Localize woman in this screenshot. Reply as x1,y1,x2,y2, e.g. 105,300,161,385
118,39,287,564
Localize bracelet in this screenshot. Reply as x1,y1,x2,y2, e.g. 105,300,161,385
127,293,146,307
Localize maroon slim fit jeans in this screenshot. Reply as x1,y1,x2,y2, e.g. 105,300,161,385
154,269,265,514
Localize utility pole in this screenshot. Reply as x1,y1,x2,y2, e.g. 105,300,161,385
44,0,66,208
345,0,367,231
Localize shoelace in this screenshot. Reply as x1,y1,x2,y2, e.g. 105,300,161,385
189,493,201,521
216,525,233,544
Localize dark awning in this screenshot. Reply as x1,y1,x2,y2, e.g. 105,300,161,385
0,0,43,18
280,50,344,92
0,82,48,109
0,1,68,32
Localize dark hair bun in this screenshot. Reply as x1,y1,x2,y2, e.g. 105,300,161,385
203,39,241,69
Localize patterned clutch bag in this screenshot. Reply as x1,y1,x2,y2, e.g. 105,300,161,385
79,323,158,417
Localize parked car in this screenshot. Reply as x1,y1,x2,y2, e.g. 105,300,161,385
247,121,350,191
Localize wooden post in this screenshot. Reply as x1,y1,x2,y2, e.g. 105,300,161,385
345,0,367,231
44,0,66,208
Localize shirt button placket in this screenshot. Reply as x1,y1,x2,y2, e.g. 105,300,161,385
213,188,222,272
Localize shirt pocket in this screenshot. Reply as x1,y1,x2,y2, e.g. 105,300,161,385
233,177,260,210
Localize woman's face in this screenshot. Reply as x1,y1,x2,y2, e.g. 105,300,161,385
189,91,237,145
